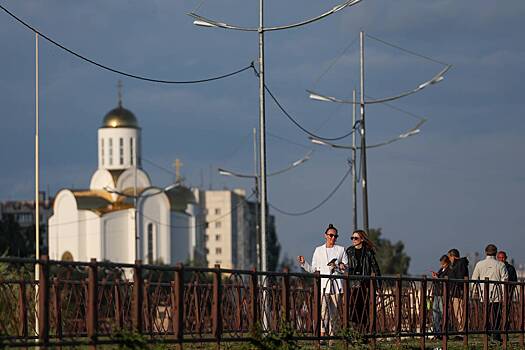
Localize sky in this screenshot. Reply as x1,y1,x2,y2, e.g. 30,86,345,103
0,0,524,274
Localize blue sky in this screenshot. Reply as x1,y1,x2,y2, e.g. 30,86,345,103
1,0,524,274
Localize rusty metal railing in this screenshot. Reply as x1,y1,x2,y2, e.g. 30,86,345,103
1,256,524,349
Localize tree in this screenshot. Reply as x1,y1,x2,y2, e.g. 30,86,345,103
367,228,410,275
0,215,45,258
266,216,281,271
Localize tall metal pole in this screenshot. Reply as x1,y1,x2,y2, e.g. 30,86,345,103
359,31,370,232
253,128,261,270
35,33,40,261
258,0,268,272
352,89,358,232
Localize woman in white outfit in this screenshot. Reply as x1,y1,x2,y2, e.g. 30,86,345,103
297,224,348,337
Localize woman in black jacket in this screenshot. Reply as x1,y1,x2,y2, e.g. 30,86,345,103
345,230,381,330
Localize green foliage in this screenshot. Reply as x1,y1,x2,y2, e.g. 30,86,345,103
368,228,410,275
111,328,149,350
334,327,368,350
247,322,299,350
0,216,45,258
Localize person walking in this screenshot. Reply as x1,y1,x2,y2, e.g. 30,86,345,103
431,255,452,339
472,244,509,342
447,248,469,335
345,229,381,331
297,224,348,337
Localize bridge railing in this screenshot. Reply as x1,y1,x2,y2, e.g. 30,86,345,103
1,256,524,349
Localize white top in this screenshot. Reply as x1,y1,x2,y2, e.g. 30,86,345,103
301,244,348,294
472,256,508,302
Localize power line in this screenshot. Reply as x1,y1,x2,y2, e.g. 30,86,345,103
312,34,359,87
269,164,352,216
252,67,356,141
365,33,450,67
142,157,176,177
0,4,254,84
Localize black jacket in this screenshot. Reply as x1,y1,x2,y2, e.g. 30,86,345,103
433,266,453,296
449,257,469,297
505,262,518,282
346,245,381,277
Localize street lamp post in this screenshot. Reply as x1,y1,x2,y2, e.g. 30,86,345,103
190,0,362,271
308,30,450,232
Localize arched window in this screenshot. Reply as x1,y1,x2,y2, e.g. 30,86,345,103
130,138,134,166
109,138,113,165
147,223,154,264
101,139,105,166
119,137,124,165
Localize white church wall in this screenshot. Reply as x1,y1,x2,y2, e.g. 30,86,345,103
101,209,133,263
116,168,151,192
77,210,99,262
89,169,116,192
139,192,170,264
98,128,139,170
170,211,191,265
48,190,80,261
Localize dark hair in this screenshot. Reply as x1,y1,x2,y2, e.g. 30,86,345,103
325,224,338,235
352,229,376,251
447,249,460,258
485,244,497,256
439,255,450,264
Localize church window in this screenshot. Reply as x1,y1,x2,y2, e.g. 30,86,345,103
101,139,105,165
215,221,221,228
130,138,134,165
109,138,113,165
215,248,222,255
147,223,154,264
119,138,124,165
215,208,221,215
215,234,221,241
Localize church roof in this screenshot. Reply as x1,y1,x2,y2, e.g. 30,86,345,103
102,105,139,129
165,184,196,212
72,190,133,215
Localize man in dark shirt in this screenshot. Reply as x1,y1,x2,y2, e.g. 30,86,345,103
447,248,469,335
497,251,518,282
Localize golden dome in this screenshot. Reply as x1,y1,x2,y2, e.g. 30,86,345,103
102,105,139,128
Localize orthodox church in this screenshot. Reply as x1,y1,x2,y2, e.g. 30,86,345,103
48,98,206,265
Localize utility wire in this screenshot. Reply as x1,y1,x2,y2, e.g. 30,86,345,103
269,165,352,216
365,33,449,67
142,191,255,228
267,132,312,150
0,4,254,84
312,35,359,87
252,67,356,141
143,157,176,177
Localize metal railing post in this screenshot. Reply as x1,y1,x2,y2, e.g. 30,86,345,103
313,271,321,342
87,258,98,348
342,272,350,337
38,255,50,346
462,276,469,347
369,273,377,349
395,274,402,346
502,282,508,350
114,279,123,329
419,275,427,350
53,277,63,342
249,268,259,333
132,260,143,333
18,281,28,340
442,276,449,350
212,264,222,348
483,278,489,350
172,263,184,347
281,267,290,324
519,282,525,349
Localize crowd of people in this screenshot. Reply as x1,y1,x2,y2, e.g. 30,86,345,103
296,224,519,343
